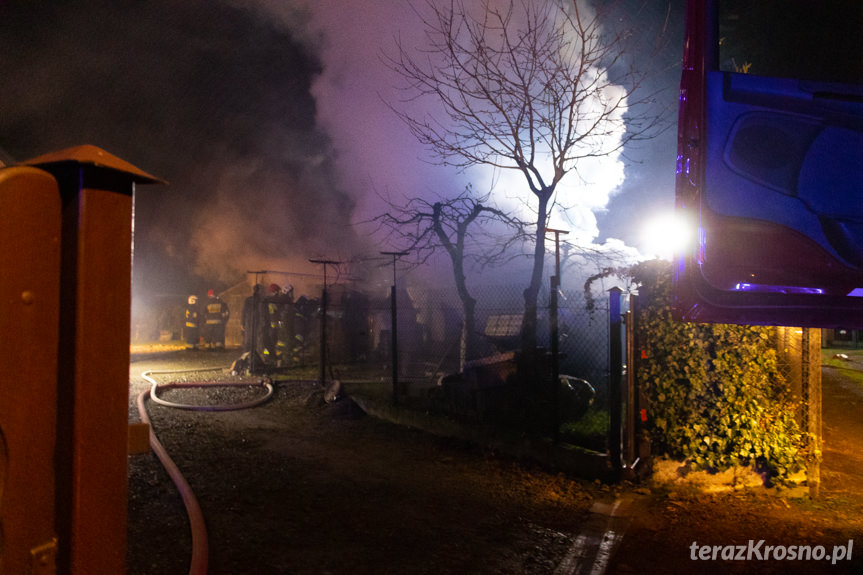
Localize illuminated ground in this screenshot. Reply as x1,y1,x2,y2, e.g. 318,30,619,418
127,348,863,574
127,350,599,574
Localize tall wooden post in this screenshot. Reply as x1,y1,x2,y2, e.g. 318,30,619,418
802,327,822,498
25,145,164,575
0,166,62,575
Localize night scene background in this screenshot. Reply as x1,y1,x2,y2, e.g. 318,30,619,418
6,4,863,574
0,0,682,316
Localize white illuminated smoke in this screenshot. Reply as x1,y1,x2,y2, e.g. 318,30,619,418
237,0,641,271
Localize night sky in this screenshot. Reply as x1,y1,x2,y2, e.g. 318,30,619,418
0,0,683,299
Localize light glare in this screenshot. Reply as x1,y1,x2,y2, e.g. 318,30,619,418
642,213,691,260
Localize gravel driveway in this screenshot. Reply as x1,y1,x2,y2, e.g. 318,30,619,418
127,350,596,574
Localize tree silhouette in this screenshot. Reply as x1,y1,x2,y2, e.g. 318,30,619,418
386,0,664,366
373,185,525,366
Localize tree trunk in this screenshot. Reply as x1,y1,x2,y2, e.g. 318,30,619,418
460,295,477,369
521,193,550,373
451,249,478,367
431,201,482,370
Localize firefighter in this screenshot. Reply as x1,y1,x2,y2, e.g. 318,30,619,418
184,294,200,350
266,283,294,366
241,284,270,356
292,295,316,365
203,289,230,349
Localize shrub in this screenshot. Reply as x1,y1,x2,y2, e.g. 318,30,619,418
633,261,806,481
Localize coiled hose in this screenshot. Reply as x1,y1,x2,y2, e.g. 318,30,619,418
136,368,274,575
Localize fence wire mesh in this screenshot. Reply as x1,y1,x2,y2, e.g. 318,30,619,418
142,279,825,459
314,279,616,450
321,282,613,383
135,275,830,476
773,326,822,440
137,277,626,452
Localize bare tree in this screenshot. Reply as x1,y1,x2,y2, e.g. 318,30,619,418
373,186,525,366
386,0,663,364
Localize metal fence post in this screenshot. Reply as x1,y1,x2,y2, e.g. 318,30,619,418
309,259,340,386
608,287,623,476
391,284,399,404
381,252,409,405
624,302,635,467
550,274,560,442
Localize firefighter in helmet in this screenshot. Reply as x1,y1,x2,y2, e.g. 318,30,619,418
241,284,270,356
184,294,200,350
203,289,230,349
266,283,294,366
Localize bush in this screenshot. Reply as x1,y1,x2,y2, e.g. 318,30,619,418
633,261,806,481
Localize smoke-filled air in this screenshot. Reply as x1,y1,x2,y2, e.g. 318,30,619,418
0,0,681,299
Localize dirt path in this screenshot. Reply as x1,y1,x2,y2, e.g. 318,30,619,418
821,363,863,496
127,352,599,574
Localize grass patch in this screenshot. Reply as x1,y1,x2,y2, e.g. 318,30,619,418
560,408,608,451
822,348,863,390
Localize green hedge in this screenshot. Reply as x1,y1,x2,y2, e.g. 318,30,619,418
633,261,807,481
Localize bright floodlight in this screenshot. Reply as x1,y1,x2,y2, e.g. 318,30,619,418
641,213,692,261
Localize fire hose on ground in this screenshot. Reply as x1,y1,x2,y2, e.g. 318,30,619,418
136,368,275,575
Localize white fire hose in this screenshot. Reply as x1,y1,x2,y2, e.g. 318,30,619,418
136,368,274,575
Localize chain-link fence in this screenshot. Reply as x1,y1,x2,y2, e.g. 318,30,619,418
314,279,615,450
213,278,824,469
773,326,822,492
137,274,627,452
772,327,822,434
148,276,834,469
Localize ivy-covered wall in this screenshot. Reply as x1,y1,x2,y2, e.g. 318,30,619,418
633,261,807,481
